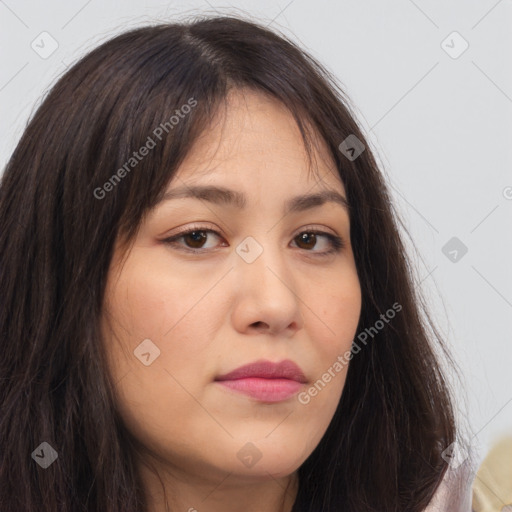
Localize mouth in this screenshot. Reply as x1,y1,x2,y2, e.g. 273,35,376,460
214,359,307,403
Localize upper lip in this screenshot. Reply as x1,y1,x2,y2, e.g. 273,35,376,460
215,359,307,383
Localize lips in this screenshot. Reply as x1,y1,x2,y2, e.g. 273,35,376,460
214,359,307,403
215,359,307,383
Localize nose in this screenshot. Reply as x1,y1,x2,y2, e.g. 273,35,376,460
230,240,304,336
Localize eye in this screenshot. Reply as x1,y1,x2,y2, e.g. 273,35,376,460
162,224,344,256
165,228,225,251
292,231,344,255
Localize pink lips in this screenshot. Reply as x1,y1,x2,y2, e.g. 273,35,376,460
214,359,307,403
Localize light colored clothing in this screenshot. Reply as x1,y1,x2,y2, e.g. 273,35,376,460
424,458,475,512
422,436,512,511
472,437,512,512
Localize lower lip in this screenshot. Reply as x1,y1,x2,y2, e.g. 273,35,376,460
216,378,303,402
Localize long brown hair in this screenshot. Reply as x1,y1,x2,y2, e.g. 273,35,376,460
0,14,459,511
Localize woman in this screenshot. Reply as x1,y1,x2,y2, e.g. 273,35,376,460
0,14,474,512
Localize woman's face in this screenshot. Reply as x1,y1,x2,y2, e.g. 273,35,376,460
101,89,361,491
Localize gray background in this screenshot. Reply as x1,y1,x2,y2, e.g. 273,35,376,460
1,0,511,469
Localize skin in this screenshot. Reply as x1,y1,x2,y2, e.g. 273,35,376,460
100,88,362,512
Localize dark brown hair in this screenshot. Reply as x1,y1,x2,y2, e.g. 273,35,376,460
0,14,459,512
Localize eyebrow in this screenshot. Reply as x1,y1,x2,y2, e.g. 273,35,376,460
158,185,349,215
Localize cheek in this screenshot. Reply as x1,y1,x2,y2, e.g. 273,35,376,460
314,271,362,356
299,272,361,414
108,262,179,339
100,259,214,455
105,249,211,347
101,251,220,393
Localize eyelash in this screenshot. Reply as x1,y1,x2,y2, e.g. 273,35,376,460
162,224,345,257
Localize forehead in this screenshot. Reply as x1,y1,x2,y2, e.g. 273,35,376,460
171,88,343,193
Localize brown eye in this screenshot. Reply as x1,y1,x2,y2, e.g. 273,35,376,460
163,227,225,253
295,232,317,250
182,231,209,249
163,226,344,256
292,231,344,255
